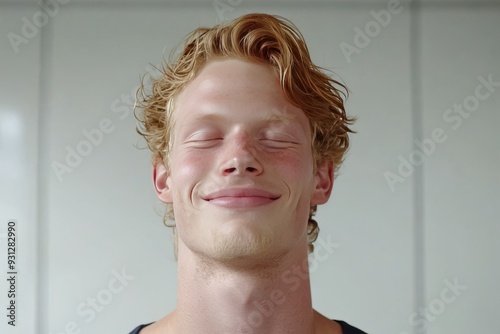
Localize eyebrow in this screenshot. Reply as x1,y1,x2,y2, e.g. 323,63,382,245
191,112,297,124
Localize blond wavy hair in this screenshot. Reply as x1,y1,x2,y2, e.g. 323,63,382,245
135,13,356,254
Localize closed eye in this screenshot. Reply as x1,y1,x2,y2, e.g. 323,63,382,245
185,138,223,148
259,139,299,149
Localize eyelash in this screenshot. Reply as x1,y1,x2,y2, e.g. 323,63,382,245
259,138,298,148
184,136,298,149
185,138,223,148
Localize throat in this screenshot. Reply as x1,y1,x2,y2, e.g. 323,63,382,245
174,254,315,333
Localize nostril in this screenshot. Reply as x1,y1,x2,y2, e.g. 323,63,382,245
246,167,257,172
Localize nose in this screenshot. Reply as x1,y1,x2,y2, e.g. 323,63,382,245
219,136,263,176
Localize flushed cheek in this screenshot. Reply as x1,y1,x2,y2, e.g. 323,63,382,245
271,152,313,180
173,147,216,176
273,153,315,196
170,152,213,208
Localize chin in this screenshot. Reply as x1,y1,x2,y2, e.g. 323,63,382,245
202,231,288,268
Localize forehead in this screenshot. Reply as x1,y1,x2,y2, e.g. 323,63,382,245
173,58,310,129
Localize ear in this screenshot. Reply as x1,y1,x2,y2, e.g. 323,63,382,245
153,163,173,204
311,160,334,206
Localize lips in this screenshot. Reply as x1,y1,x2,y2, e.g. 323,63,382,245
202,188,281,208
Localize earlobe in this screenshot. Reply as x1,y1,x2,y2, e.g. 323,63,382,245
311,160,334,205
153,163,173,203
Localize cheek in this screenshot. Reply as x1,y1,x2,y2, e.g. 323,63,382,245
169,152,212,225
273,152,316,206
271,151,314,181
171,151,211,179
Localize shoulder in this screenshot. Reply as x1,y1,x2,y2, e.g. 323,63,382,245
128,322,153,334
315,309,368,334
128,312,173,334
335,320,369,334
130,314,369,334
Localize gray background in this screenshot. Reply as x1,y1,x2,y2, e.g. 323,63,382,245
0,0,499,333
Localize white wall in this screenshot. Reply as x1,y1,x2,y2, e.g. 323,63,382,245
0,4,41,334
421,7,500,333
0,1,498,334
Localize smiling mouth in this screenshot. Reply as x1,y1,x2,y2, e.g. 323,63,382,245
202,188,281,208
206,196,279,208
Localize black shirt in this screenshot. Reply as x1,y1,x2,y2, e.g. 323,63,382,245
128,320,368,333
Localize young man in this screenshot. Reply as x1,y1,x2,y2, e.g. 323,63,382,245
131,13,366,334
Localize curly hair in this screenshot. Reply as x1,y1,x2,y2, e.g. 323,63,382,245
134,13,356,254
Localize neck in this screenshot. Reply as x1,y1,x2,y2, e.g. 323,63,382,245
172,240,316,334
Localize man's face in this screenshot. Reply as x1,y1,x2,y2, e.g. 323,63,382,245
155,58,333,263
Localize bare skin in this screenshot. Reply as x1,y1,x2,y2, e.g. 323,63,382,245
140,240,342,334
141,310,341,334
146,59,342,334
